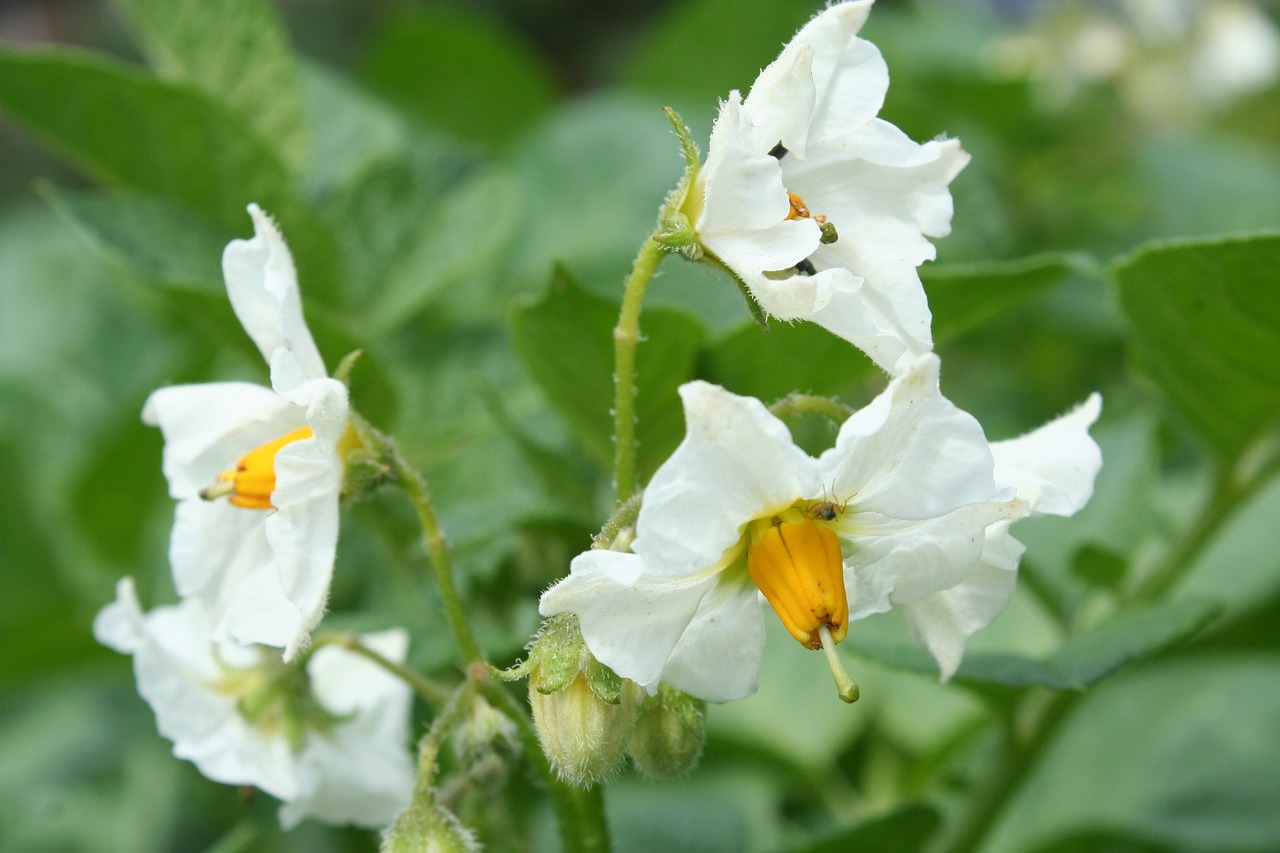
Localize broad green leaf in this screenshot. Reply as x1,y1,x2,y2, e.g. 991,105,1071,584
782,804,941,853
1114,232,1280,464
701,318,881,404
853,598,1219,690
623,0,816,107
0,48,343,304
985,656,1280,852
112,0,308,172
362,7,556,149
42,188,229,294
924,253,1087,343
510,266,706,481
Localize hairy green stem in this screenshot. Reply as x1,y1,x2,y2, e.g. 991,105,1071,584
479,678,611,853
612,236,667,504
311,632,453,706
397,459,484,665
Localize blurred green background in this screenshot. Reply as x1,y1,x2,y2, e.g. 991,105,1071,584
2,0,1279,851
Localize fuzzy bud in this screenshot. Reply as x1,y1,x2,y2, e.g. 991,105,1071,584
380,801,480,853
524,615,636,787
628,683,706,778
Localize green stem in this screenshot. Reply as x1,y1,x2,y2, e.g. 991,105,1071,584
612,235,668,504
479,678,611,853
396,457,484,665
311,632,454,706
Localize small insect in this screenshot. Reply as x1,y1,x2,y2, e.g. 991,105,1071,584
805,495,849,521
794,258,817,276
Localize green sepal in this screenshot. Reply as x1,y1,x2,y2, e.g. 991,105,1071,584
584,656,624,705
653,106,704,260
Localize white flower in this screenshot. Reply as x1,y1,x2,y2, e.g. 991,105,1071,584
93,578,416,830
691,0,969,374
143,204,349,659
540,356,1101,702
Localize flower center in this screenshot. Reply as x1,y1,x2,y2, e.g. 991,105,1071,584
746,515,848,650
200,426,313,510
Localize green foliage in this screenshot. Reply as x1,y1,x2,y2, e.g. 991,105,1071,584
112,0,309,172
362,7,557,149
1115,232,1280,466
3,0,1280,851
510,265,706,481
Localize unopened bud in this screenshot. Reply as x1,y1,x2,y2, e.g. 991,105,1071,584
521,614,636,787
530,669,635,787
628,683,706,778
380,801,479,853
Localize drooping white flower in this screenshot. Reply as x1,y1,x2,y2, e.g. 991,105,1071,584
93,578,415,830
690,0,969,374
540,356,1101,702
143,204,349,660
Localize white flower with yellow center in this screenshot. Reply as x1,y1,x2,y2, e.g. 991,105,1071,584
540,356,1101,702
688,0,969,374
93,578,415,830
143,204,350,660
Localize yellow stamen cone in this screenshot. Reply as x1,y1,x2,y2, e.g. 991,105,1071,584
201,426,313,510
746,519,848,650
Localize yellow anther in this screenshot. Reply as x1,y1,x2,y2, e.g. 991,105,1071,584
201,426,313,510
785,192,812,221
746,519,848,650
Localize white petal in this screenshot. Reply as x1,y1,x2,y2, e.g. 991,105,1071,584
699,94,794,234
821,355,1005,520
143,382,302,498
540,550,723,691
634,381,817,576
732,258,846,322
847,499,1025,606
809,257,932,373
746,1,880,158
93,577,146,654
992,394,1103,517
660,572,766,702
902,524,1025,681
223,204,326,381
282,629,415,829
791,127,969,266
168,499,308,653
271,371,349,447
702,216,823,288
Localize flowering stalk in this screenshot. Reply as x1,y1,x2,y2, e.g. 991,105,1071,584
312,632,453,706
612,235,667,504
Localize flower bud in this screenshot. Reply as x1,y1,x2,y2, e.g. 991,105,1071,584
628,683,706,778
524,614,636,787
380,800,480,853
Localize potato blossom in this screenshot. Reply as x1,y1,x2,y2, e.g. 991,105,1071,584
143,204,349,659
540,355,1101,702
94,578,415,829
688,0,969,374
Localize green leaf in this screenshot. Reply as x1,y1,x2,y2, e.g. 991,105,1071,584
510,265,706,481
0,47,290,228
781,804,941,853
362,7,556,149
0,47,343,304
112,0,308,172
986,656,1280,851
42,187,230,294
924,252,1087,344
853,598,1220,690
1114,232,1280,464
701,318,880,404
624,0,815,106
